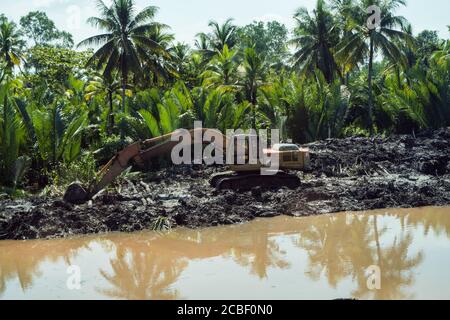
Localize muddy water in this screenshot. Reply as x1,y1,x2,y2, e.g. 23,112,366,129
1,206,450,300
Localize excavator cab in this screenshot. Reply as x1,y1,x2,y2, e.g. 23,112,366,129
210,139,309,190
266,143,310,170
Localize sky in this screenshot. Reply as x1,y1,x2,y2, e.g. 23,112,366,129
0,0,449,47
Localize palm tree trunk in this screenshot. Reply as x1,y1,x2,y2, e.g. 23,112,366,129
108,91,114,135
251,86,257,129
121,69,127,113
368,33,375,135
52,105,57,166
120,67,127,140
2,93,7,164
252,103,256,129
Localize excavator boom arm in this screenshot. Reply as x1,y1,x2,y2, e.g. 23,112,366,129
64,128,228,203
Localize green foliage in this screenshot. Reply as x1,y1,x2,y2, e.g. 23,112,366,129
416,30,441,62
335,0,413,132
0,80,28,187
44,152,97,197
201,44,238,88
200,18,238,52
78,0,171,116
134,82,242,135
25,46,92,92
261,72,350,142
138,109,161,137
92,135,130,164
19,11,74,47
0,0,449,192
237,21,289,66
30,101,88,166
291,0,340,83
0,19,25,72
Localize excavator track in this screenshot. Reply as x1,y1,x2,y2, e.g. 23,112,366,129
210,171,300,191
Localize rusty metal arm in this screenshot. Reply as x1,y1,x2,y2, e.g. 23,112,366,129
87,142,142,198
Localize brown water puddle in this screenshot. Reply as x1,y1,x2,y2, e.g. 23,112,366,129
1,206,450,300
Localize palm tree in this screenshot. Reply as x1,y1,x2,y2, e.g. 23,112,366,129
0,21,26,187
169,42,191,81
208,18,237,51
194,19,237,62
432,38,450,67
140,24,177,86
0,20,24,80
290,0,340,83
0,80,27,188
330,0,360,84
386,23,415,88
30,101,88,166
239,47,266,128
194,32,212,52
78,0,167,114
336,0,412,134
201,44,238,88
84,73,122,134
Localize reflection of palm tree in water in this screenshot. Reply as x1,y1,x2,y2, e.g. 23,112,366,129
296,215,356,287
0,239,89,296
353,224,423,300
404,206,450,238
98,241,187,300
296,212,423,299
0,244,42,296
2,207,446,299
231,224,290,279
98,222,292,298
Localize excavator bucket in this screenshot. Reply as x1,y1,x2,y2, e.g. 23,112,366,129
63,142,143,204
63,182,90,204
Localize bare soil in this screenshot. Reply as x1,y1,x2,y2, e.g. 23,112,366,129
1,129,449,240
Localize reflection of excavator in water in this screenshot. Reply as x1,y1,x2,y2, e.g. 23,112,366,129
63,128,310,204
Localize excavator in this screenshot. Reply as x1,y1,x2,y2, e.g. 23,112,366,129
63,128,310,204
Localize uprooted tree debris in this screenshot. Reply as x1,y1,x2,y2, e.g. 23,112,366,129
1,129,449,240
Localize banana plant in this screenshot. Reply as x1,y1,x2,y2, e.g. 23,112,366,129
237,47,267,129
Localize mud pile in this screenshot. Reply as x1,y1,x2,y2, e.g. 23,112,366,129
1,129,449,240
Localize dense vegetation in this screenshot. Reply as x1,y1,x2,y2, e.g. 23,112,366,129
0,0,449,195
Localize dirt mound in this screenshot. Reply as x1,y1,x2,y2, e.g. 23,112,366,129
1,129,449,240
